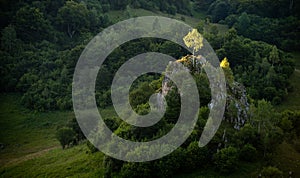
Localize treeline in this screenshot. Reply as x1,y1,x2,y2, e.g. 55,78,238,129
199,28,294,105
223,13,300,51
105,0,192,15
194,0,300,51
0,0,112,111
0,0,298,110
0,0,192,111
0,0,192,30
194,0,300,20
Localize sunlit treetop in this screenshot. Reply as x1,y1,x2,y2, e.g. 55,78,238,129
176,55,191,63
220,57,230,69
183,29,203,52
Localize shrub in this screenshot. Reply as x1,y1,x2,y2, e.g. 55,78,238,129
87,140,98,153
56,127,75,149
261,166,283,178
120,162,153,178
185,141,209,170
239,144,257,162
213,146,239,174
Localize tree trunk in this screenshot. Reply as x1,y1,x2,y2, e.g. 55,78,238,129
290,0,294,10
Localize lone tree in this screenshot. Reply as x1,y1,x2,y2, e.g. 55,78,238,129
56,127,75,149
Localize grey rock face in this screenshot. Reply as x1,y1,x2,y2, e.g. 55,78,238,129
157,58,249,130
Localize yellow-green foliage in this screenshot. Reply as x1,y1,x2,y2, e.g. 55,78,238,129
220,57,234,84
183,29,203,52
220,57,230,69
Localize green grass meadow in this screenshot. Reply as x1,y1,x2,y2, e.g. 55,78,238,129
0,94,105,177
106,8,228,33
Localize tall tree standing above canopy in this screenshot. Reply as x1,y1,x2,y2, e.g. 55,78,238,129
57,1,90,38
14,5,51,42
268,45,280,66
183,29,203,52
183,29,203,66
1,25,18,53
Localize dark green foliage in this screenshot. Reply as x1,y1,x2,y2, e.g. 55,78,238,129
239,144,257,162
0,25,21,54
1,0,295,111
209,29,295,104
208,0,231,22
56,117,86,149
164,87,181,123
249,100,285,156
224,14,300,51
213,146,239,174
87,140,99,153
185,141,209,170
1,0,299,177
67,117,85,142
97,90,112,108
194,0,215,11
57,1,90,38
56,127,75,149
103,156,124,178
129,82,155,109
235,123,260,148
155,147,186,177
104,117,120,131
205,0,295,19
14,5,52,42
159,41,187,58
194,73,211,106
117,147,187,178
205,0,300,51
280,110,300,137
120,162,153,178
260,166,283,178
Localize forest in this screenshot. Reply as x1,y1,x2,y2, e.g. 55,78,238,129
0,0,300,177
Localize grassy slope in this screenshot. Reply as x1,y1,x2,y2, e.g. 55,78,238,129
0,94,73,165
0,144,105,177
272,141,300,177
106,8,228,33
0,93,261,177
276,52,300,111
0,94,105,177
273,52,300,177
272,52,300,177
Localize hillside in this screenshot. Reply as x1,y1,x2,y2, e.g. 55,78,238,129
0,0,300,177
0,94,70,166
105,8,228,33
0,94,105,177
276,53,300,111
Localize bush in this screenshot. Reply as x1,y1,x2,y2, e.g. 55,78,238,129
120,162,153,178
261,166,283,178
103,156,124,178
67,117,85,142
156,147,186,177
87,140,98,153
213,146,239,174
185,141,209,170
56,127,75,149
239,144,257,162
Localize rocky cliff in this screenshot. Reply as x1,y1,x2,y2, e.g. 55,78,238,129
157,55,249,130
